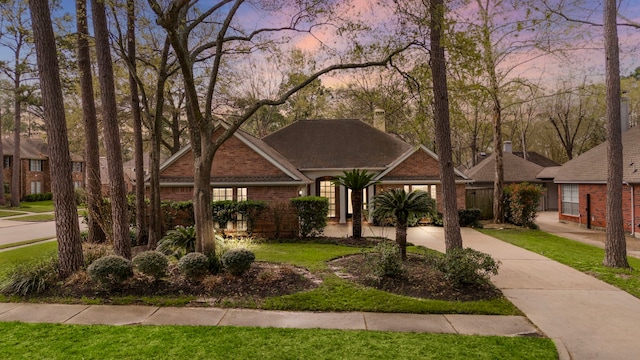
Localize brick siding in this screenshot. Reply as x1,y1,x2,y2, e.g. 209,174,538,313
558,183,640,234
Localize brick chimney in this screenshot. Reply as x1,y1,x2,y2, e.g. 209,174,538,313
373,108,385,132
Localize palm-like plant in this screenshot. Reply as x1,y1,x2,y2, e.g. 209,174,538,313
333,169,379,239
372,189,436,260
156,225,196,259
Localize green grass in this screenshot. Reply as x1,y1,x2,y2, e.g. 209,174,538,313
10,213,55,222
0,241,58,272
0,322,557,359
480,228,640,298
253,243,362,271
0,237,54,250
262,275,519,315
0,210,24,218
15,200,55,213
0,241,519,315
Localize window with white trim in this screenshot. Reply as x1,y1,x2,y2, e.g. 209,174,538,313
561,184,579,216
236,188,248,230
212,188,233,201
30,181,42,194
74,181,83,189
3,156,11,169
29,159,43,172
320,180,336,217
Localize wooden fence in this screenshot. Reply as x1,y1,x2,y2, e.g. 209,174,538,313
465,187,493,220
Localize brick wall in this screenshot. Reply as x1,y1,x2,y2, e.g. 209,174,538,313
161,131,286,179
21,159,51,197
558,183,640,234
383,150,440,178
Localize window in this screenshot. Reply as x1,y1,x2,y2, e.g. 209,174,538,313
29,159,43,172
403,185,436,204
30,181,42,194
212,188,233,201
320,180,336,217
237,187,247,202
3,156,11,169
74,181,83,189
236,188,248,230
561,184,579,216
72,162,83,172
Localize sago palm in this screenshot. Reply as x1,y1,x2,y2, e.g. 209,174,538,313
333,169,379,239
372,189,436,260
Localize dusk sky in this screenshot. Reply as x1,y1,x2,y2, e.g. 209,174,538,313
1,0,639,88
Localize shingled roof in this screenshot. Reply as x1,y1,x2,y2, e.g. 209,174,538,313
262,119,412,170
1,137,83,161
512,151,560,167
465,152,545,183
554,126,640,184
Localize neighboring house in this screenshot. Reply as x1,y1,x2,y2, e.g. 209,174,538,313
464,142,560,217
155,119,471,226
554,125,640,237
1,137,85,198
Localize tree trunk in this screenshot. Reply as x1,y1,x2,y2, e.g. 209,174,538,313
193,153,215,255
76,0,106,244
127,0,148,247
351,189,363,239
603,0,629,268
492,98,504,223
11,72,21,207
430,0,462,252
396,223,408,260
92,0,131,259
0,133,5,206
29,0,84,278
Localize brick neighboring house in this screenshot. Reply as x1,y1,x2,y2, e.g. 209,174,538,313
1,137,85,199
554,125,640,237
156,119,471,229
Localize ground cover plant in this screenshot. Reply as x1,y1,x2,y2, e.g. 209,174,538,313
481,228,640,298
0,236,516,315
0,323,557,360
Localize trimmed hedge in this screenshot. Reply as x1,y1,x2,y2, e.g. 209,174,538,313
23,192,53,202
290,196,328,238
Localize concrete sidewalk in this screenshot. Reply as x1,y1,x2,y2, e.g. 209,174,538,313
0,302,536,336
353,223,640,360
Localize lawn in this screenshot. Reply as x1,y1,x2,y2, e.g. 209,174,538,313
480,228,640,298
15,200,55,213
0,210,24,218
0,322,557,359
0,241,520,315
9,213,55,222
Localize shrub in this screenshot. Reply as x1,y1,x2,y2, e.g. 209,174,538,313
438,248,500,287
87,255,133,287
363,242,405,279
156,225,196,259
290,196,328,238
221,248,255,276
82,243,113,268
0,252,59,296
212,200,236,229
132,251,169,280
236,200,267,233
503,183,543,229
22,192,53,202
458,209,483,228
178,252,209,281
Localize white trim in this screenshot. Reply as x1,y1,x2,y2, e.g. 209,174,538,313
158,181,310,187
300,167,387,172
554,180,607,184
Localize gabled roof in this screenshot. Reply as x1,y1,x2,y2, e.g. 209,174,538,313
262,119,412,170
465,152,545,183
555,126,640,184
512,151,560,167
1,137,83,161
156,125,311,184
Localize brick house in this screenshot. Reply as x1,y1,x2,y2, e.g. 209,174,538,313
156,119,471,228
1,137,84,199
554,125,640,237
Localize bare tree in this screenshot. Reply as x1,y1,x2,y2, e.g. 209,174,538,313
76,0,106,244
91,0,131,259
147,0,408,254
28,0,84,277
603,0,628,268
